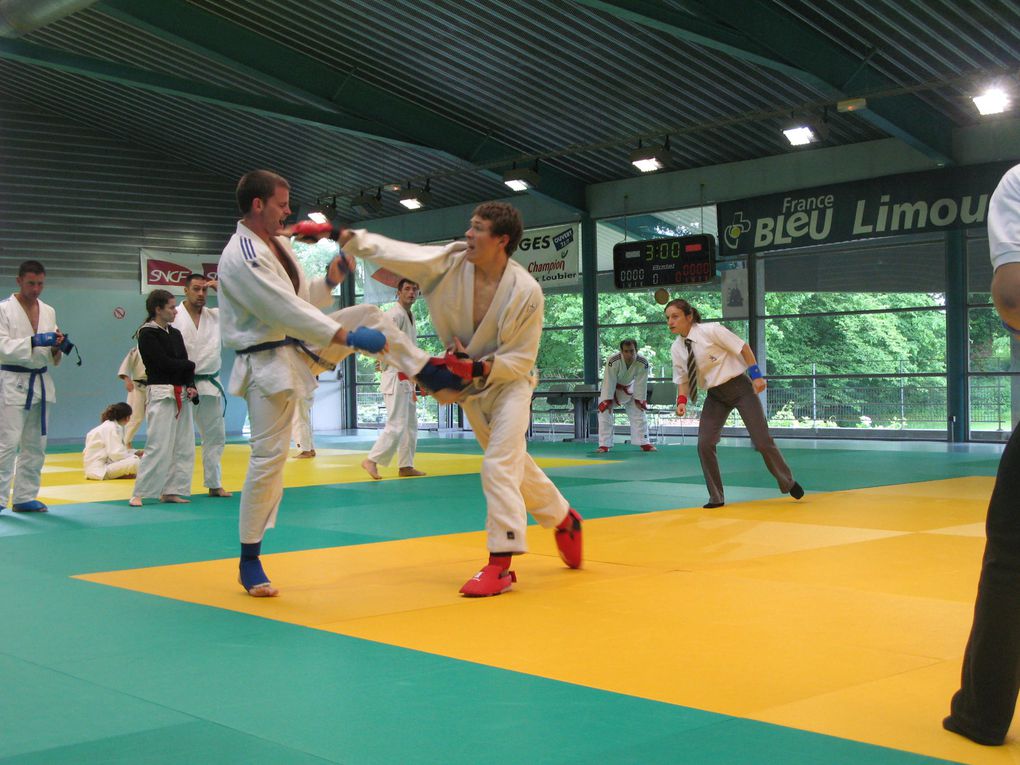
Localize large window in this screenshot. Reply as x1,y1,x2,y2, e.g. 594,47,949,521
758,236,948,437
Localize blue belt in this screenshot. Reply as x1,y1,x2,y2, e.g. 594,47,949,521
1,364,49,436
236,337,333,371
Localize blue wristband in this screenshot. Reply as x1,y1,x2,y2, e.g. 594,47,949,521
1002,319,1020,335
747,364,763,380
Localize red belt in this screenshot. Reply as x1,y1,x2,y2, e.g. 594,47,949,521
173,385,183,417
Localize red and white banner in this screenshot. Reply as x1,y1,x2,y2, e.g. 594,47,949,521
140,249,219,295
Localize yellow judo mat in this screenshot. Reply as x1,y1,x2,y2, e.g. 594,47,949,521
77,473,1019,765
38,444,590,504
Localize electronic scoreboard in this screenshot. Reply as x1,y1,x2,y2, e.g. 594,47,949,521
612,234,716,290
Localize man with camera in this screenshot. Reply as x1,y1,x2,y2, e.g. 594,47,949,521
0,260,68,513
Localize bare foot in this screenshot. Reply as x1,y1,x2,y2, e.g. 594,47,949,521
129,496,143,507
361,459,381,480
208,488,233,498
398,467,426,477
294,450,316,459
160,495,191,504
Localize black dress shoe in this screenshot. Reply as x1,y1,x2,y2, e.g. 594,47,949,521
703,501,725,509
942,715,1004,746
789,482,804,500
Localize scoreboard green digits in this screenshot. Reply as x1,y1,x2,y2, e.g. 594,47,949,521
612,234,716,289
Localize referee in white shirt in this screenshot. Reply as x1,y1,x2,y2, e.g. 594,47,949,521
665,298,803,509
944,162,1020,747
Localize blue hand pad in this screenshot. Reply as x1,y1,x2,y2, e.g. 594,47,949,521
346,326,386,353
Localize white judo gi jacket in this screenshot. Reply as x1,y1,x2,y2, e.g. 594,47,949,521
218,222,339,399
83,419,138,480
600,353,650,405
0,295,59,409
172,306,223,398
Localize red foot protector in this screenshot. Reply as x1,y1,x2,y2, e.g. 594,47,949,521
555,508,583,569
460,564,517,597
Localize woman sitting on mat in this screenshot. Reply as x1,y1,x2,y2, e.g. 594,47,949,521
83,402,141,480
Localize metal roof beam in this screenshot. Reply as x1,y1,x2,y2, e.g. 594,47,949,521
95,0,587,210
0,37,431,145
577,0,955,164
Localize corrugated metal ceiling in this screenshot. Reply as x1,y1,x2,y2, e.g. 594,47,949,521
0,0,1016,224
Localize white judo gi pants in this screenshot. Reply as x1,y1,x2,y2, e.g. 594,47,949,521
460,378,570,553
0,401,46,506
236,303,431,544
194,394,226,488
88,455,140,481
133,394,195,498
367,378,417,468
123,384,147,447
239,388,294,544
291,393,315,451
597,396,650,448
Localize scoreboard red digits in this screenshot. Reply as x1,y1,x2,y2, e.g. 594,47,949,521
612,234,716,290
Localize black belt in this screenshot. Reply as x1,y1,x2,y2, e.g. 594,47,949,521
132,379,147,386
1,364,49,436
236,336,334,371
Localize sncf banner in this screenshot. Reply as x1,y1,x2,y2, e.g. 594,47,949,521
716,161,1013,256
140,249,219,294
361,222,580,305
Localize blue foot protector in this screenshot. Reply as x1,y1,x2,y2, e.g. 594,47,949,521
12,500,48,513
239,557,278,597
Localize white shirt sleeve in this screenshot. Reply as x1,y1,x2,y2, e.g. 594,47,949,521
989,164,1020,271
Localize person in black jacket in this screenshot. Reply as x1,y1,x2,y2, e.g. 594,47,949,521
130,289,197,507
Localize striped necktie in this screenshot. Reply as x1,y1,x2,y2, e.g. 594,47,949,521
685,338,699,404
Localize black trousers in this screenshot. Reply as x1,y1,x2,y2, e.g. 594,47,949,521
697,374,793,504
948,422,1020,744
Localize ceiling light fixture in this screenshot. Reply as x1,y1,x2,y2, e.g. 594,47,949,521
503,162,540,192
973,86,1011,115
351,189,383,216
629,137,671,173
399,180,432,210
307,211,328,223
783,125,817,146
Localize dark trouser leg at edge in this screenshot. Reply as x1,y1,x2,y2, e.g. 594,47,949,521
697,393,731,507
732,379,795,493
946,422,1020,746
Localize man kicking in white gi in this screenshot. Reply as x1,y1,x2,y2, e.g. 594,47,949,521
362,278,427,480
0,260,63,513
302,202,583,597
596,338,655,453
117,346,147,448
172,273,231,498
220,170,467,598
